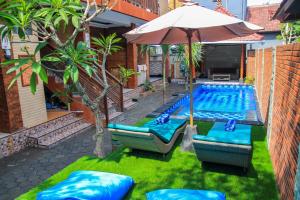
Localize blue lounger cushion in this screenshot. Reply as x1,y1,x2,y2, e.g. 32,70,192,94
37,170,134,200
156,114,170,124
108,123,151,133
208,122,251,137
109,118,186,144
142,118,186,143
193,122,251,145
146,189,226,200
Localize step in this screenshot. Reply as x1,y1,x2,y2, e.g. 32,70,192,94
124,100,138,111
26,113,77,137
32,119,92,149
123,88,140,101
28,113,80,139
109,111,124,123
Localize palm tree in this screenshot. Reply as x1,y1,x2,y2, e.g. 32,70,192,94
175,43,203,90
140,44,169,103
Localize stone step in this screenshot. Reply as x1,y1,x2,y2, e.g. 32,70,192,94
123,88,139,101
124,100,138,111
26,113,77,137
29,119,92,149
109,111,124,123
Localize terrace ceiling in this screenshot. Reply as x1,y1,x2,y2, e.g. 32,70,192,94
89,10,146,28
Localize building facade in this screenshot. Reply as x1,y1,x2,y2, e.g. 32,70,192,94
0,0,166,157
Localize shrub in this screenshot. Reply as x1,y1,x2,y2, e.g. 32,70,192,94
143,80,154,92
244,76,255,85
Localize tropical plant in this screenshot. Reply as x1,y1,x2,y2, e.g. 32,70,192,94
119,65,139,85
0,0,119,158
277,21,300,44
176,43,203,68
143,79,154,92
175,43,203,90
140,44,155,56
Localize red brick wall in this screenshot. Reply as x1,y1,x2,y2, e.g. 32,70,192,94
269,44,300,200
0,51,23,133
126,43,138,89
261,48,273,122
246,50,255,78
256,49,263,102
246,44,300,200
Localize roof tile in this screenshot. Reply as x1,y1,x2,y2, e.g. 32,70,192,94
246,4,281,32
214,5,264,41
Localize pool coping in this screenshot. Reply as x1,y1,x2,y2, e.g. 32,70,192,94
147,83,264,126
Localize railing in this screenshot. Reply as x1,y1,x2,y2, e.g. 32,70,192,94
124,0,159,14
41,45,124,124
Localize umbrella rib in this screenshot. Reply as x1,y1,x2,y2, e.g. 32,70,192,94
197,30,202,43
159,28,172,44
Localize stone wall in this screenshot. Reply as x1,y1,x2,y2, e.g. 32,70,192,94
0,129,29,158
246,43,300,200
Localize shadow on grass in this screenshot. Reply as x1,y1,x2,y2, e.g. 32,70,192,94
201,161,258,178
251,125,266,141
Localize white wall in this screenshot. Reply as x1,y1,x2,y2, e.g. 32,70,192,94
11,34,47,128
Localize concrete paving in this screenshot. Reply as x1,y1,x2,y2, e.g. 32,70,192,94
0,83,185,200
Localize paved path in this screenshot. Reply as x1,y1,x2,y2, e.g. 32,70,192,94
0,84,185,200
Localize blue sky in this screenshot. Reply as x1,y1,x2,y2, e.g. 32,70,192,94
247,0,282,6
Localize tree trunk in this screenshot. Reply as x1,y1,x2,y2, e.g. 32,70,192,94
162,54,166,104
93,111,112,158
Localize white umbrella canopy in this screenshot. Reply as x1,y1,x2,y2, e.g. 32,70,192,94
124,3,263,44
124,2,263,128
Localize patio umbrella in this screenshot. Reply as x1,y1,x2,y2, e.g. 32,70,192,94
124,2,262,128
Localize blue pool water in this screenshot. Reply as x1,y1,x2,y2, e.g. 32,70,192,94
173,84,259,122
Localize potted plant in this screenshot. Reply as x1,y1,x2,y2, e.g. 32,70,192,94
140,80,155,97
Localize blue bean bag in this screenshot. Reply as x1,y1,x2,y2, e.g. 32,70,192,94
37,171,134,200
146,189,226,200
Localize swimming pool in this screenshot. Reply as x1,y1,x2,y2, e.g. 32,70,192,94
170,84,261,124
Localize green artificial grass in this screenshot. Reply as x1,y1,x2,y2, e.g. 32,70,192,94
17,119,279,200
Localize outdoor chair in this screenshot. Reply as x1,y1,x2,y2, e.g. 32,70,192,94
108,118,187,154
192,122,252,170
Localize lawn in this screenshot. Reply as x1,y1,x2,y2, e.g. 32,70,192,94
17,119,279,200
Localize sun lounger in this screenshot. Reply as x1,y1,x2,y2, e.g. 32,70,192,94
192,122,252,169
146,189,226,200
108,118,187,154
37,170,134,200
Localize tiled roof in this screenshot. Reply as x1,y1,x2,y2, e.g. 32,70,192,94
215,6,235,17
226,33,264,42
214,5,264,42
247,4,281,32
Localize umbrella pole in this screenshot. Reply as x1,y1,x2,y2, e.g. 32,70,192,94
181,30,197,152
187,31,194,127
